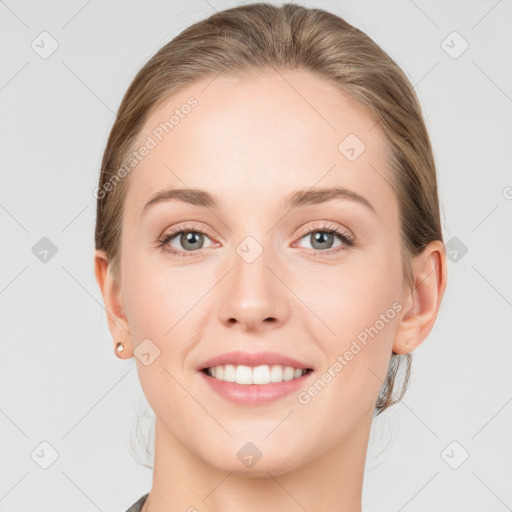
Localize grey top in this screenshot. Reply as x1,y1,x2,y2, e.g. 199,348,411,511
125,493,149,512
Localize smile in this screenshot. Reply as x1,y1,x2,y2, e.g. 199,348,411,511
203,364,312,385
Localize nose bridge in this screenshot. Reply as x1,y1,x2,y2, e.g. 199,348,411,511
236,235,271,286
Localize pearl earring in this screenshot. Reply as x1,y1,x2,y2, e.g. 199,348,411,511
115,341,125,353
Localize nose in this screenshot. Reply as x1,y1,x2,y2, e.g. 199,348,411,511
218,242,291,332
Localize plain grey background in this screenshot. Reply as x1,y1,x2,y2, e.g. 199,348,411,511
1,0,511,511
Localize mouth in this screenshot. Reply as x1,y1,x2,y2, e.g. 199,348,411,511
200,364,314,385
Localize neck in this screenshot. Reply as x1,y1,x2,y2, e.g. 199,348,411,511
142,411,373,512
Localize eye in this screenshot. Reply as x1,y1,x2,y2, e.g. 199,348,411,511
157,221,355,258
294,222,355,255
157,224,216,258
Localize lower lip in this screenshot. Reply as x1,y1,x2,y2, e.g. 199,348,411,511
198,370,314,405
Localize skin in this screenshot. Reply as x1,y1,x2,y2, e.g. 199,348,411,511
95,69,447,512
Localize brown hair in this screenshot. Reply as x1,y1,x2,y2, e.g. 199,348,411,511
95,2,442,416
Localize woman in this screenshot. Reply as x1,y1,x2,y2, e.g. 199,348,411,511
94,3,447,511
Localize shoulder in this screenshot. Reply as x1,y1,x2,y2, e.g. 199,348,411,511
124,493,149,512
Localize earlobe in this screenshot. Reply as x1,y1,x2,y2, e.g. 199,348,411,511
393,240,447,355
94,249,132,357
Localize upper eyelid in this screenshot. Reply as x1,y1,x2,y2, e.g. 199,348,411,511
162,222,215,238
295,221,352,238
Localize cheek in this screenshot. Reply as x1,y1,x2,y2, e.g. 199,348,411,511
120,230,187,324
120,248,217,360
303,256,401,340
120,255,207,415
300,254,402,398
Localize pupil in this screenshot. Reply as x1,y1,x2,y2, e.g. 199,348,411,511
182,232,203,250
312,231,333,250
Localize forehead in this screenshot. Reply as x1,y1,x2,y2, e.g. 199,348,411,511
124,69,395,220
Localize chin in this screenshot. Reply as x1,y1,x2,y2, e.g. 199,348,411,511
201,440,309,477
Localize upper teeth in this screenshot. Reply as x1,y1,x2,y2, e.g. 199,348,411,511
206,364,307,385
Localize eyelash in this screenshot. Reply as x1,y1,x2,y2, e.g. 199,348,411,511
156,221,355,258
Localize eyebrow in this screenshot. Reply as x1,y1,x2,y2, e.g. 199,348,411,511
142,186,376,216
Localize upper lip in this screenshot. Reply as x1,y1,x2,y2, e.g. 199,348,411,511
198,350,313,371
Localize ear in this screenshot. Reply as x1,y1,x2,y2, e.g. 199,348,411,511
393,240,447,354
94,249,133,358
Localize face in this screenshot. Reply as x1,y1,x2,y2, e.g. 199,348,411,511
115,70,408,475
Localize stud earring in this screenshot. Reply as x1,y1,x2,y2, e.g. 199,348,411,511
115,341,125,353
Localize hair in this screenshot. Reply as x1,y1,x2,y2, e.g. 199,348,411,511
95,2,443,417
